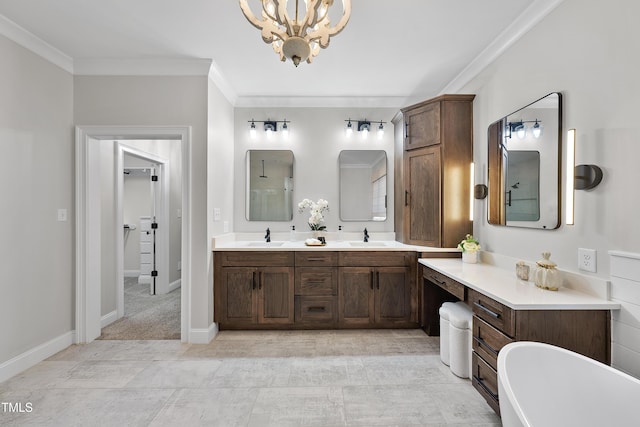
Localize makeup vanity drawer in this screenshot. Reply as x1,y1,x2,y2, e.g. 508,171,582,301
472,352,500,415
468,288,515,337
423,267,465,300
472,316,514,370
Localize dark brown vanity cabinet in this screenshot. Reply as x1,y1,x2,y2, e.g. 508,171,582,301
294,252,338,326
215,250,419,330
214,251,295,328
338,252,417,328
398,94,475,248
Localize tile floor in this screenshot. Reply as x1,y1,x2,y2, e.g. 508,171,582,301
0,329,501,426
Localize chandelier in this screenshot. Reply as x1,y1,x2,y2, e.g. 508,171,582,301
239,0,352,67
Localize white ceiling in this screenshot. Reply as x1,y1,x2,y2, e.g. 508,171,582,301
0,0,559,107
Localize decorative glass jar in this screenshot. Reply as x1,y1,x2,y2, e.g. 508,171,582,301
534,252,561,291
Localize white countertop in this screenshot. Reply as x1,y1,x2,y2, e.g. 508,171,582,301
419,258,620,311
212,232,458,253
212,239,455,253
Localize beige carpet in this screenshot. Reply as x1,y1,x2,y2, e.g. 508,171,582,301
99,277,180,340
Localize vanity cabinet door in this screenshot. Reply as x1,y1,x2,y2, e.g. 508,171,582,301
214,265,294,327
404,146,441,247
404,101,440,150
376,267,411,324
258,267,295,325
338,267,375,326
216,267,258,326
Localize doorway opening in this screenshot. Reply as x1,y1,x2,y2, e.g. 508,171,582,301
99,141,182,340
75,126,192,344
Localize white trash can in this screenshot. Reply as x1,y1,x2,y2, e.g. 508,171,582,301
448,301,473,379
438,302,456,366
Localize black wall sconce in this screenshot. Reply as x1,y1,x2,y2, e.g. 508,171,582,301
345,118,386,139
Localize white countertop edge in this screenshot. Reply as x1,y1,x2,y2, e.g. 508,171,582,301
211,233,459,252
419,257,620,311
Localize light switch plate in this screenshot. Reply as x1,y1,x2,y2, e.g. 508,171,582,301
57,209,67,222
578,248,597,273
214,208,221,221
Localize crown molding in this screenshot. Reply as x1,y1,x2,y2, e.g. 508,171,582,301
208,60,238,105
233,96,407,109
0,14,73,73
440,0,566,94
73,57,212,76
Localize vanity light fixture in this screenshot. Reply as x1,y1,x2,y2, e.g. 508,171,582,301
469,163,475,221
345,119,386,139
248,119,291,139
345,119,354,137
506,119,543,139
377,121,385,140
565,128,576,225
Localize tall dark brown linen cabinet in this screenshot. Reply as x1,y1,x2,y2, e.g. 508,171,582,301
397,94,475,248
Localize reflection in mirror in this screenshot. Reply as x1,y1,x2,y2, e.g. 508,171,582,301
487,92,562,229
246,150,294,221
339,150,387,221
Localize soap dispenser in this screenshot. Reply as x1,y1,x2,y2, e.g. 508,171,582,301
534,252,561,291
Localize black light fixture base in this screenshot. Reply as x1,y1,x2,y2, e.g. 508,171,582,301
575,164,603,190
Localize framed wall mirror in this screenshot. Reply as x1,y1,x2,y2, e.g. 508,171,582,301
339,150,387,221
246,150,294,221
487,92,562,229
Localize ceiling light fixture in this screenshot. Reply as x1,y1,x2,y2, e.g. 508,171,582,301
239,0,352,67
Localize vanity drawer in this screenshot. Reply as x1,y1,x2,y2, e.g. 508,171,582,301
295,267,337,296
468,289,515,337
295,296,337,323
423,267,465,300
471,352,500,415
295,251,338,266
339,251,413,267
218,251,294,267
472,316,514,370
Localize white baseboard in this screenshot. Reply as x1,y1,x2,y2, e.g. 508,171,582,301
0,331,75,383
189,323,218,344
124,270,140,277
101,310,118,328
168,279,181,293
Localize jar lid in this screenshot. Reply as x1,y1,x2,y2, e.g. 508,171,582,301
536,251,557,269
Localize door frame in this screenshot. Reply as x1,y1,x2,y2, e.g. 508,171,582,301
117,143,170,318
75,125,191,343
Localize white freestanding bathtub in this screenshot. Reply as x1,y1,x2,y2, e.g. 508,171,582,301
497,341,640,427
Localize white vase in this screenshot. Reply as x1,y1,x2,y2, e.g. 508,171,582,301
462,251,478,264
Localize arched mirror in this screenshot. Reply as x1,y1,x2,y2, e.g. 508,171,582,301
487,92,562,229
246,150,294,221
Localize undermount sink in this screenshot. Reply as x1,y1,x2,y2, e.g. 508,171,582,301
246,241,285,247
348,241,388,247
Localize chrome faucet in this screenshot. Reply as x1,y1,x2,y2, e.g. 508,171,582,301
363,228,369,242
265,227,271,242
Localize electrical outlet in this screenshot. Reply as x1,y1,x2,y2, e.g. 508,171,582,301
214,208,221,221
57,208,67,222
578,248,597,273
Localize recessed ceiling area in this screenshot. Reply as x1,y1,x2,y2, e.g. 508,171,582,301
0,0,557,106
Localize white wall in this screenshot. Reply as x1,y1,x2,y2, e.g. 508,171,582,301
233,107,397,235
464,0,640,277
0,35,74,365
461,0,640,375
74,75,211,330
207,78,235,325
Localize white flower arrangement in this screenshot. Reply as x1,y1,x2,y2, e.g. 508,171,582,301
298,198,329,231
458,234,480,253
